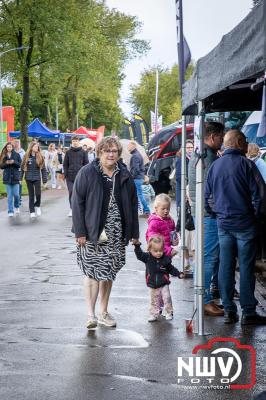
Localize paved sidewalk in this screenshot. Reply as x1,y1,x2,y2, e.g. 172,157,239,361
0,191,265,400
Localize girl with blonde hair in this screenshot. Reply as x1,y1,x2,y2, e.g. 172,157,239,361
45,143,57,188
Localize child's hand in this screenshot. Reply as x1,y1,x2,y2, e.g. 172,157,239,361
171,249,177,257
179,272,185,279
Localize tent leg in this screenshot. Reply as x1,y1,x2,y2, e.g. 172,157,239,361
195,102,205,336
180,115,188,275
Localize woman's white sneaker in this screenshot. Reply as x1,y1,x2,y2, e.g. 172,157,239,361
8,212,14,217
35,207,42,216
30,212,36,218
86,316,98,329
98,312,116,327
14,208,20,214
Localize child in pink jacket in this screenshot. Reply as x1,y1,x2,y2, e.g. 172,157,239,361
146,194,179,257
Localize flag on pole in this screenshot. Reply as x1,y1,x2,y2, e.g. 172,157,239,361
257,84,266,138
150,111,163,133
175,0,191,89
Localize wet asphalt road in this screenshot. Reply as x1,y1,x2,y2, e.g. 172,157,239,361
0,189,265,400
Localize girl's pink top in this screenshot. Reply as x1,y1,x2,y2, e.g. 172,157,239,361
146,213,175,256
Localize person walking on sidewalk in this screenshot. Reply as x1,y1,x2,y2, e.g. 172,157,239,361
21,142,48,219
13,139,25,205
45,143,57,189
127,140,150,216
188,121,225,317
133,236,184,322
63,135,88,217
54,144,65,189
72,137,139,330
205,129,266,325
0,142,21,217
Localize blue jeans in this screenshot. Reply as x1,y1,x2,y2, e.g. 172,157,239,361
218,226,258,315
134,179,150,213
48,167,57,186
5,184,20,213
204,216,220,304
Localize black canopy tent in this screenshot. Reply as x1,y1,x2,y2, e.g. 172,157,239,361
182,0,266,115
180,0,266,336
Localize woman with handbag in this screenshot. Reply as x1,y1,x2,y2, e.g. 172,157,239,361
21,142,48,218
71,137,139,329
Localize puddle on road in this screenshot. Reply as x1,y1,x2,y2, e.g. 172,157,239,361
85,328,149,349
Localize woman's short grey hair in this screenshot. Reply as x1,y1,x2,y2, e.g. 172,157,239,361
96,137,122,158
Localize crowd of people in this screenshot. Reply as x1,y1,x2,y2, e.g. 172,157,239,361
0,137,96,218
1,127,266,329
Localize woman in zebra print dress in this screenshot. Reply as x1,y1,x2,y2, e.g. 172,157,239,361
72,137,139,329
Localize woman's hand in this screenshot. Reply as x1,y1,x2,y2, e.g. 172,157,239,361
77,237,86,246
131,238,140,245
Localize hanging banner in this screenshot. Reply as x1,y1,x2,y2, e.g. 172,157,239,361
122,119,135,140
133,114,149,145
150,111,163,133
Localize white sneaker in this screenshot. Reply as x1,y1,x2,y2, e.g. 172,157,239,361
164,313,173,321
98,312,116,327
86,316,98,329
35,207,42,216
14,208,20,214
52,184,56,189
148,314,159,322
8,212,14,217
68,210,72,217
30,212,36,218
57,186,62,190
161,309,173,320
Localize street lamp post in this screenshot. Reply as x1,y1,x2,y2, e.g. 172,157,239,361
0,46,28,149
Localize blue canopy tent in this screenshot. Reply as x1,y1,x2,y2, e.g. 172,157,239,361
9,118,60,139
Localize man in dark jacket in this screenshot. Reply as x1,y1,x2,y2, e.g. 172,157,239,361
63,136,88,216
127,140,150,215
205,129,266,325
188,122,224,316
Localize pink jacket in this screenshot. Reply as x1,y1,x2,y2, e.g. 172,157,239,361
146,213,175,256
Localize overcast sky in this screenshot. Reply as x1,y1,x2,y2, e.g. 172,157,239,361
106,0,253,117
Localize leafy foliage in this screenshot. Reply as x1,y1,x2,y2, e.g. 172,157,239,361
0,0,149,145
130,64,193,130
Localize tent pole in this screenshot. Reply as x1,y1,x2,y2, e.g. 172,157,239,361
195,101,205,335
180,115,187,274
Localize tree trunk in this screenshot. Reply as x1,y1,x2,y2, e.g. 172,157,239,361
64,94,72,130
20,71,30,150
72,93,77,130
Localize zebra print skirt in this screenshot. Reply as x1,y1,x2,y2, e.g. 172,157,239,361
77,197,126,281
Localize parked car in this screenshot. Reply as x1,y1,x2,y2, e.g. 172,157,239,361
147,120,194,194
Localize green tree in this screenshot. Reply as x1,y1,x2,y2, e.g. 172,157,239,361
0,0,148,146
130,64,193,130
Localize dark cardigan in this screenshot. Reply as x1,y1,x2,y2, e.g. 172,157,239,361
71,159,139,244
0,150,21,184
